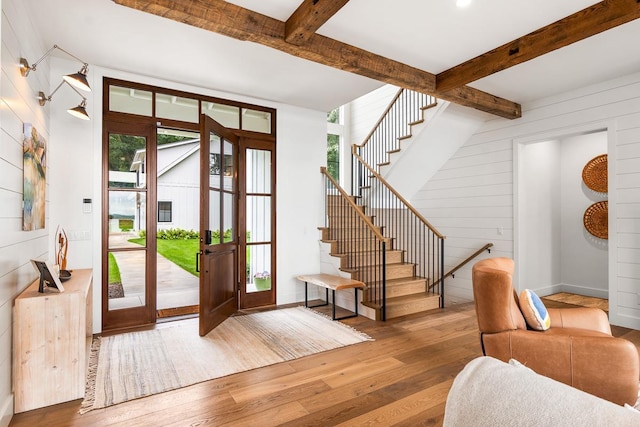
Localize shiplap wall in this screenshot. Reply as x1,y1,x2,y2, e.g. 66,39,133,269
412,71,640,329
411,127,514,304
0,0,49,424
348,84,398,148
614,110,640,327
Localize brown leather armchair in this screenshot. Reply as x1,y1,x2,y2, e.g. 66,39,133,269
472,257,640,406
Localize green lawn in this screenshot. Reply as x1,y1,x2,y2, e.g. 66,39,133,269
129,238,200,276
108,252,122,284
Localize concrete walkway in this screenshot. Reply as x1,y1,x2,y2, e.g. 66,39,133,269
108,233,199,310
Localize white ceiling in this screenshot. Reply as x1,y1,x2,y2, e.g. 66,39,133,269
21,0,640,114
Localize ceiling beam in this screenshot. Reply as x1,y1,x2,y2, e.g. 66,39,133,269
285,0,351,45
112,0,521,119
437,0,640,92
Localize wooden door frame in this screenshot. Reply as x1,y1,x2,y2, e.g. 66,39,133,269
102,119,157,331
101,78,278,330
238,138,277,308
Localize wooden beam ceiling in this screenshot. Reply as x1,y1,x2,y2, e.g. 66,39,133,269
112,0,522,119
437,0,640,92
285,0,351,45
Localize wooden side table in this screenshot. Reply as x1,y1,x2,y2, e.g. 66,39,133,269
13,269,93,413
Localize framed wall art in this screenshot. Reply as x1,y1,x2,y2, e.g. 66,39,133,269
23,123,46,231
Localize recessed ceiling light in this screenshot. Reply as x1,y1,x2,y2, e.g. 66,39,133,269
457,0,472,8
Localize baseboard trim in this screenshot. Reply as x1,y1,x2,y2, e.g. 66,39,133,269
0,394,13,427
528,284,563,297
559,283,608,300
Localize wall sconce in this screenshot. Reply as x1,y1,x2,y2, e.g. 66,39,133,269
20,44,91,92
37,80,90,121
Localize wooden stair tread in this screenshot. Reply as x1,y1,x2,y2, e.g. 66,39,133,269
384,276,427,286
331,249,403,257
386,293,439,305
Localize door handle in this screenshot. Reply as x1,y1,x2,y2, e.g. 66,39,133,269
195,250,202,272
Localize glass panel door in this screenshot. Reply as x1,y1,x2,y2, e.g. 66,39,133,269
240,142,276,308
199,115,239,336
103,123,156,330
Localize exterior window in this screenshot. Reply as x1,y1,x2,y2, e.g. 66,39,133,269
327,108,343,182
158,201,172,222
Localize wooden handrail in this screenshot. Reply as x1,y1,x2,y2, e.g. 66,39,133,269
320,167,389,244
351,149,445,240
430,243,493,289
356,88,404,148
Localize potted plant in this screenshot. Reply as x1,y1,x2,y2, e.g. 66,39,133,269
254,271,271,291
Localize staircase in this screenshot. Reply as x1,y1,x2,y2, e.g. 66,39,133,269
319,193,440,320
319,88,501,320
319,88,445,320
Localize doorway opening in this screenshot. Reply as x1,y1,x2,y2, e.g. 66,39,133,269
154,128,201,318
102,78,276,331
516,129,609,300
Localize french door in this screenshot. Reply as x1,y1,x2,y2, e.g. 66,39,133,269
103,121,157,330
199,115,239,336
239,139,276,308
103,117,275,332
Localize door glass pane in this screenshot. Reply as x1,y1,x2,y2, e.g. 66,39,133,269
209,189,221,245
222,138,234,187
156,93,199,123
247,196,271,242
108,191,146,249
109,86,152,116
247,244,271,293
223,192,234,243
246,149,271,193
108,250,146,310
242,108,271,133
203,102,240,129
109,134,147,189
209,133,221,190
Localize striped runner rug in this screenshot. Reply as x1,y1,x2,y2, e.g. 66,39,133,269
80,306,372,413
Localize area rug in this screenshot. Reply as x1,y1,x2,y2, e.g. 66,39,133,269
79,306,372,413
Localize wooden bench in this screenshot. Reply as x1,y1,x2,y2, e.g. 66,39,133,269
296,273,366,320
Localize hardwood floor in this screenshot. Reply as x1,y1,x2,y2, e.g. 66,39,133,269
9,299,640,427
543,292,609,312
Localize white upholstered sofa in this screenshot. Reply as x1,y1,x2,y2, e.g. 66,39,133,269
443,357,640,427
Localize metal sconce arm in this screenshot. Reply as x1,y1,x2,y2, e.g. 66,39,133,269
20,44,88,77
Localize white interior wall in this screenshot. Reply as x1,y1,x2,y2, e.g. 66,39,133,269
518,140,562,294
348,84,399,147
0,0,51,424
559,132,608,297
517,132,608,297
414,71,640,329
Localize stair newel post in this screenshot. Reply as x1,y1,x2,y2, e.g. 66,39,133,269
352,147,357,196
439,237,445,308
382,239,387,321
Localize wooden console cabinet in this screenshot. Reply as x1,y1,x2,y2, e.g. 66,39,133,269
13,269,93,413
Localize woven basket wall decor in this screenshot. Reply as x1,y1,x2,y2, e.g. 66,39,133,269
583,201,608,239
582,154,607,193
